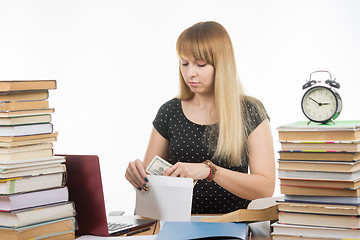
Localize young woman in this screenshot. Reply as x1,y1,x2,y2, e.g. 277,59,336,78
125,21,275,214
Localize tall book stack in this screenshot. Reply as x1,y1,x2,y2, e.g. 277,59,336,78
0,80,76,240
271,121,360,240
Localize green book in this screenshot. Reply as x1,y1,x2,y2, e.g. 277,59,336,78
278,120,360,131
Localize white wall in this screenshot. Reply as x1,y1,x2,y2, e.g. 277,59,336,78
1,0,360,215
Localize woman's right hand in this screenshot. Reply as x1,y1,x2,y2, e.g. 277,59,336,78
125,159,149,191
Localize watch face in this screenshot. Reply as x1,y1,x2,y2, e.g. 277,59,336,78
301,86,340,123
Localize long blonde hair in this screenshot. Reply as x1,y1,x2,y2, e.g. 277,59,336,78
176,21,248,166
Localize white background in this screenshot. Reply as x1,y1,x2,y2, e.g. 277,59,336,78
1,0,360,215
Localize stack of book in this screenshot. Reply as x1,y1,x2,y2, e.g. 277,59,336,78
0,80,76,240
272,121,360,240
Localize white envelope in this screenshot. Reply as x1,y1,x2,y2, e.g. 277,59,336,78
135,175,193,222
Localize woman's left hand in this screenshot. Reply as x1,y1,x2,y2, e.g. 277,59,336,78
164,162,210,180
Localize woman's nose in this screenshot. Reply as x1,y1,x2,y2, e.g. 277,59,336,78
186,64,197,78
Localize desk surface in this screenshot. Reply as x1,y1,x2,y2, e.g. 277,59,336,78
77,235,271,240
77,215,272,239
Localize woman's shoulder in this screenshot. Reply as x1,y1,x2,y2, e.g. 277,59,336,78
153,98,181,140
156,98,181,115
163,97,180,106
241,95,267,115
242,95,263,107
241,95,269,133
159,98,180,110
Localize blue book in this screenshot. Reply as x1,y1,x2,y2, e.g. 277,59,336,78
156,221,248,240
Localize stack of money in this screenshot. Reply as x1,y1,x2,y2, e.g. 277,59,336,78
145,155,172,175
146,155,197,187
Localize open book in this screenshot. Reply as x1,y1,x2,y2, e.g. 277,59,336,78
201,196,283,223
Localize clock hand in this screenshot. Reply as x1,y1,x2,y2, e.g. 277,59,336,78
319,102,330,106
309,97,320,105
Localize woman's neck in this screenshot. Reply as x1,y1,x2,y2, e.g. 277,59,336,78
182,93,218,125
191,93,216,110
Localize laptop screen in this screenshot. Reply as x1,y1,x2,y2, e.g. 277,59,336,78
60,154,109,236
61,154,157,237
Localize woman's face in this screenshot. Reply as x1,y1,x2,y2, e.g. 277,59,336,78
180,55,215,96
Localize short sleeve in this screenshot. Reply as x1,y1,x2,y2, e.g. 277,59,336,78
152,99,177,140
242,96,269,137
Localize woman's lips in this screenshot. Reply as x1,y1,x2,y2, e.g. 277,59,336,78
189,81,200,86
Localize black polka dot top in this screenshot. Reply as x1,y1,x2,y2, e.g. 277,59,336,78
152,97,269,214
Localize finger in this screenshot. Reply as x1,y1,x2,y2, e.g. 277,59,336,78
125,164,143,188
131,160,147,183
130,165,145,187
164,165,175,176
127,161,145,187
179,171,188,178
132,160,150,191
135,159,148,182
170,169,180,177
125,171,142,190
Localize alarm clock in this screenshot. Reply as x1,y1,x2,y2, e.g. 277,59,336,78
301,70,342,124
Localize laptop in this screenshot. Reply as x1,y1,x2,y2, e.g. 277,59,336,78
59,154,156,236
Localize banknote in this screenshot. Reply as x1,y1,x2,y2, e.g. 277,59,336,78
145,155,173,175
146,155,198,187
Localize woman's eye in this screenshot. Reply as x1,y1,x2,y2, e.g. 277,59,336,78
181,62,189,66
198,63,207,67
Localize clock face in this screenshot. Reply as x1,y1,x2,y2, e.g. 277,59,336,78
301,86,340,123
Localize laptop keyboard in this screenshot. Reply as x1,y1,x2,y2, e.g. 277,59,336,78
107,222,132,231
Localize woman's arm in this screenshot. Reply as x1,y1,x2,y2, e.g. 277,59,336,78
125,127,169,190
213,119,276,199
143,127,169,166
164,119,275,200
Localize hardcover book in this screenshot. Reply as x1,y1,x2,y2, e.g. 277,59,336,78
0,143,53,153
277,200,360,215
0,114,51,126
278,159,360,172
0,202,75,228
0,155,65,168
0,100,49,111
0,163,66,179
0,90,49,102
0,123,53,137
280,184,360,196
278,210,360,229
0,217,75,240
0,148,53,162
277,120,360,141
280,140,360,152
284,194,360,205
278,168,360,181
0,108,54,118
0,187,69,211
279,151,360,161
156,221,248,240
0,132,57,144
279,178,360,189
0,80,56,92
272,222,360,239
0,133,57,147
0,172,66,194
